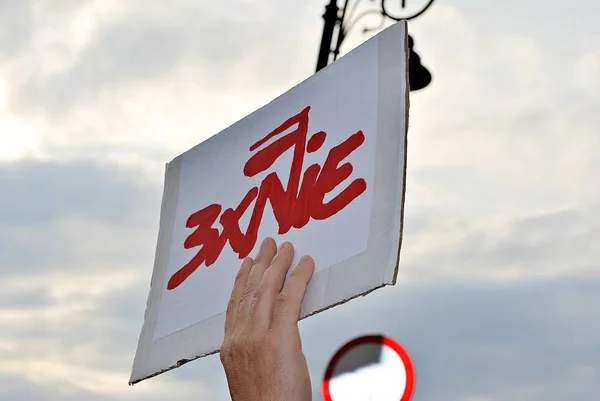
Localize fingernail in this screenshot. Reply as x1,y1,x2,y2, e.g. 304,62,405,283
300,255,311,263
262,237,271,248
278,242,288,251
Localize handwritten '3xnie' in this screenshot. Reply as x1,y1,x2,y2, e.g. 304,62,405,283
167,106,368,290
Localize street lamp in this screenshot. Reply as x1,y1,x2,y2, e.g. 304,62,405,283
316,0,435,91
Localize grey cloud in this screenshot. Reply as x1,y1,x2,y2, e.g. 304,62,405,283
0,159,160,275
468,206,600,270
0,281,149,370
0,279,227,400
0,286,54,308
484,207,600,265
399,199,600,285
0,375,77,401
0,159,160,226
0,160,160,379
0,372,200,401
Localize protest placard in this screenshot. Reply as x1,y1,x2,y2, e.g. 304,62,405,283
130,20,409,384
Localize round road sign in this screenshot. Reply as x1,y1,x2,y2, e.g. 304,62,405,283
322,335,415,401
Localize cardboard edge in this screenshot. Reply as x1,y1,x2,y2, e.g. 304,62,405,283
129,159,183,385
391,20,410,286
130,349,220,386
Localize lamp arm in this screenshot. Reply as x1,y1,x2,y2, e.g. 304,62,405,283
342,9,385,39
333,3,385,60
380,0,436,21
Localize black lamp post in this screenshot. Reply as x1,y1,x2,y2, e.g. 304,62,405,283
316,0,435,91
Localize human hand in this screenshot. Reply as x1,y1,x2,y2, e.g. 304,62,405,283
220,238,315,401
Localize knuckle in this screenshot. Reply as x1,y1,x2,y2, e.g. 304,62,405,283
239,285,253,304
273,297,287,319
277,289,292,305
252,281,277,302
252,286,264,301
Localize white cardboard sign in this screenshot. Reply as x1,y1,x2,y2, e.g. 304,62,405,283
130,20,409,384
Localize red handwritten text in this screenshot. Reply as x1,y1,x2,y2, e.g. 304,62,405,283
167,106,367,290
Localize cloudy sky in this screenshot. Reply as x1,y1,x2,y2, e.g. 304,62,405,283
1,0,599,400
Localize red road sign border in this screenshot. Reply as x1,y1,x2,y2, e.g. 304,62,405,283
321,335,415,401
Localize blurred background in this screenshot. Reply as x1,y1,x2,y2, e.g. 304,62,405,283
0,0,599,400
